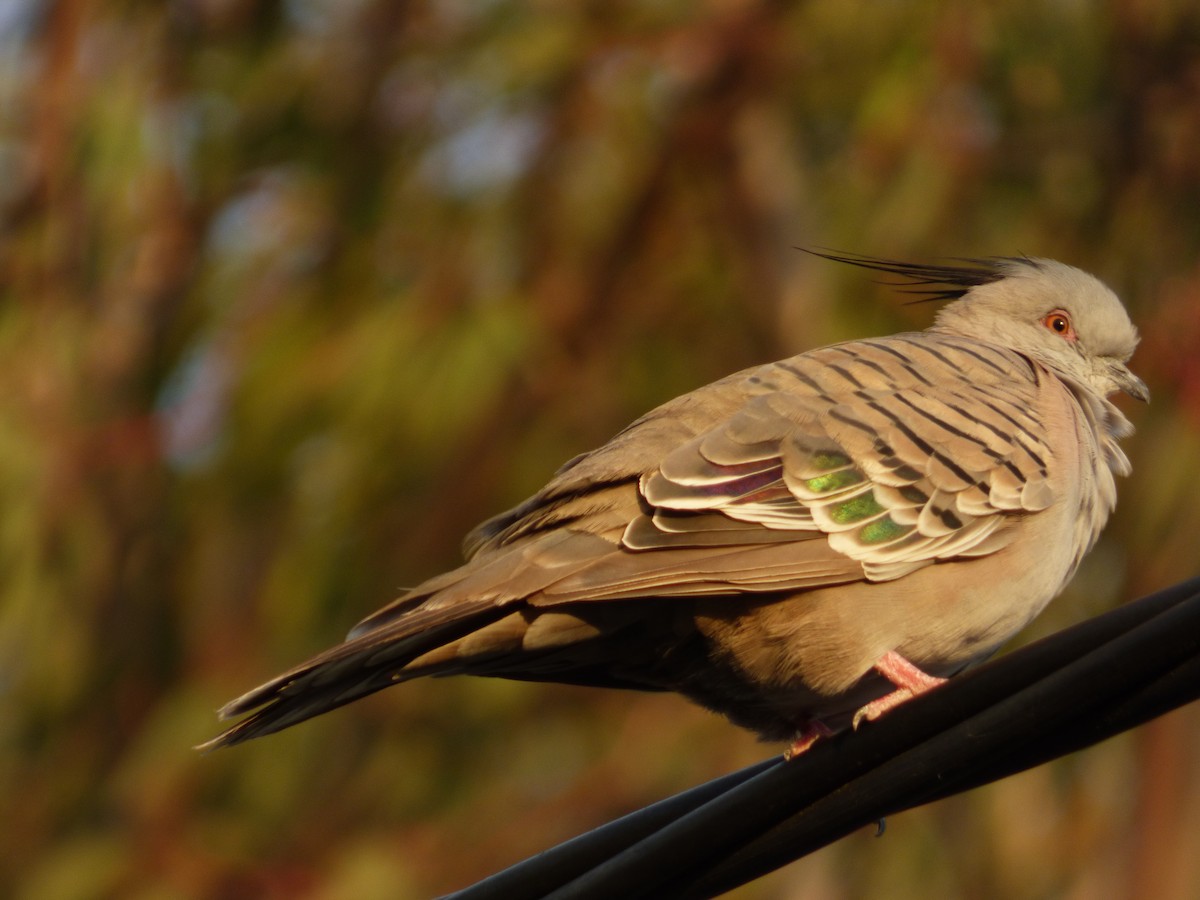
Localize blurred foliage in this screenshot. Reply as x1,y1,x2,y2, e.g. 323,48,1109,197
2,0,1200,897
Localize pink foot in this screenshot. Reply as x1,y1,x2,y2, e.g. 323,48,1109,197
851,650,946,729
784,719,835,759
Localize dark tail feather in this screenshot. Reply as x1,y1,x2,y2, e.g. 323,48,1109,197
196,599,508,751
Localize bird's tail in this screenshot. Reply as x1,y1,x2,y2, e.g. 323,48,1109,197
195,598,507,751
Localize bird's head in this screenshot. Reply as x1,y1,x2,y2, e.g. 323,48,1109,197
930,257,1148,403
804,250,1148,403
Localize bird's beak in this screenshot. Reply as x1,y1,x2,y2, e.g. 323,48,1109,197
1113,364,1150,403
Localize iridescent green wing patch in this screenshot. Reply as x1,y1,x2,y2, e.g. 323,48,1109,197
828,490,884,524
858,514,913,544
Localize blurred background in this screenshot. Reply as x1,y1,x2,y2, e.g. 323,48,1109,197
3,0,1199,897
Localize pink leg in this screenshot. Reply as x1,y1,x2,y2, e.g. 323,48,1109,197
851,650,946,729
784,719,835,759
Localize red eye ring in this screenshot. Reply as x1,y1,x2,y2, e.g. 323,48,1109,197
1042,309,1076,341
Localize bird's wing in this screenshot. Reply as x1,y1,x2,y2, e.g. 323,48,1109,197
630,336,1057,577
491,333,1059,611
338,333,1060,637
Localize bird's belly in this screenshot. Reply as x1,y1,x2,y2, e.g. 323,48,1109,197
683,525,1078,739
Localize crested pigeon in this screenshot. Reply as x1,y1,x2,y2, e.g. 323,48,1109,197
201,253,1147,756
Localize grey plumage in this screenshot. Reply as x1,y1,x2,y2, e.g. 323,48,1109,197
200,253,1146,754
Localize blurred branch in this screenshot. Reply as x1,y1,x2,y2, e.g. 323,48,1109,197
448,575,1200,899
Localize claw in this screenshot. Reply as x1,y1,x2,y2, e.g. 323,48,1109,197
784,719,835,758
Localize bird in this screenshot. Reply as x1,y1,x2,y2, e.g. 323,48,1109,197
200,252,1148,757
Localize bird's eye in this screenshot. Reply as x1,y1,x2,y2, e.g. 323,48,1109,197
1042,310,1076,341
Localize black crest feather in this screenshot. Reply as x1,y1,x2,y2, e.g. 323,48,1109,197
801,248,1037,303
